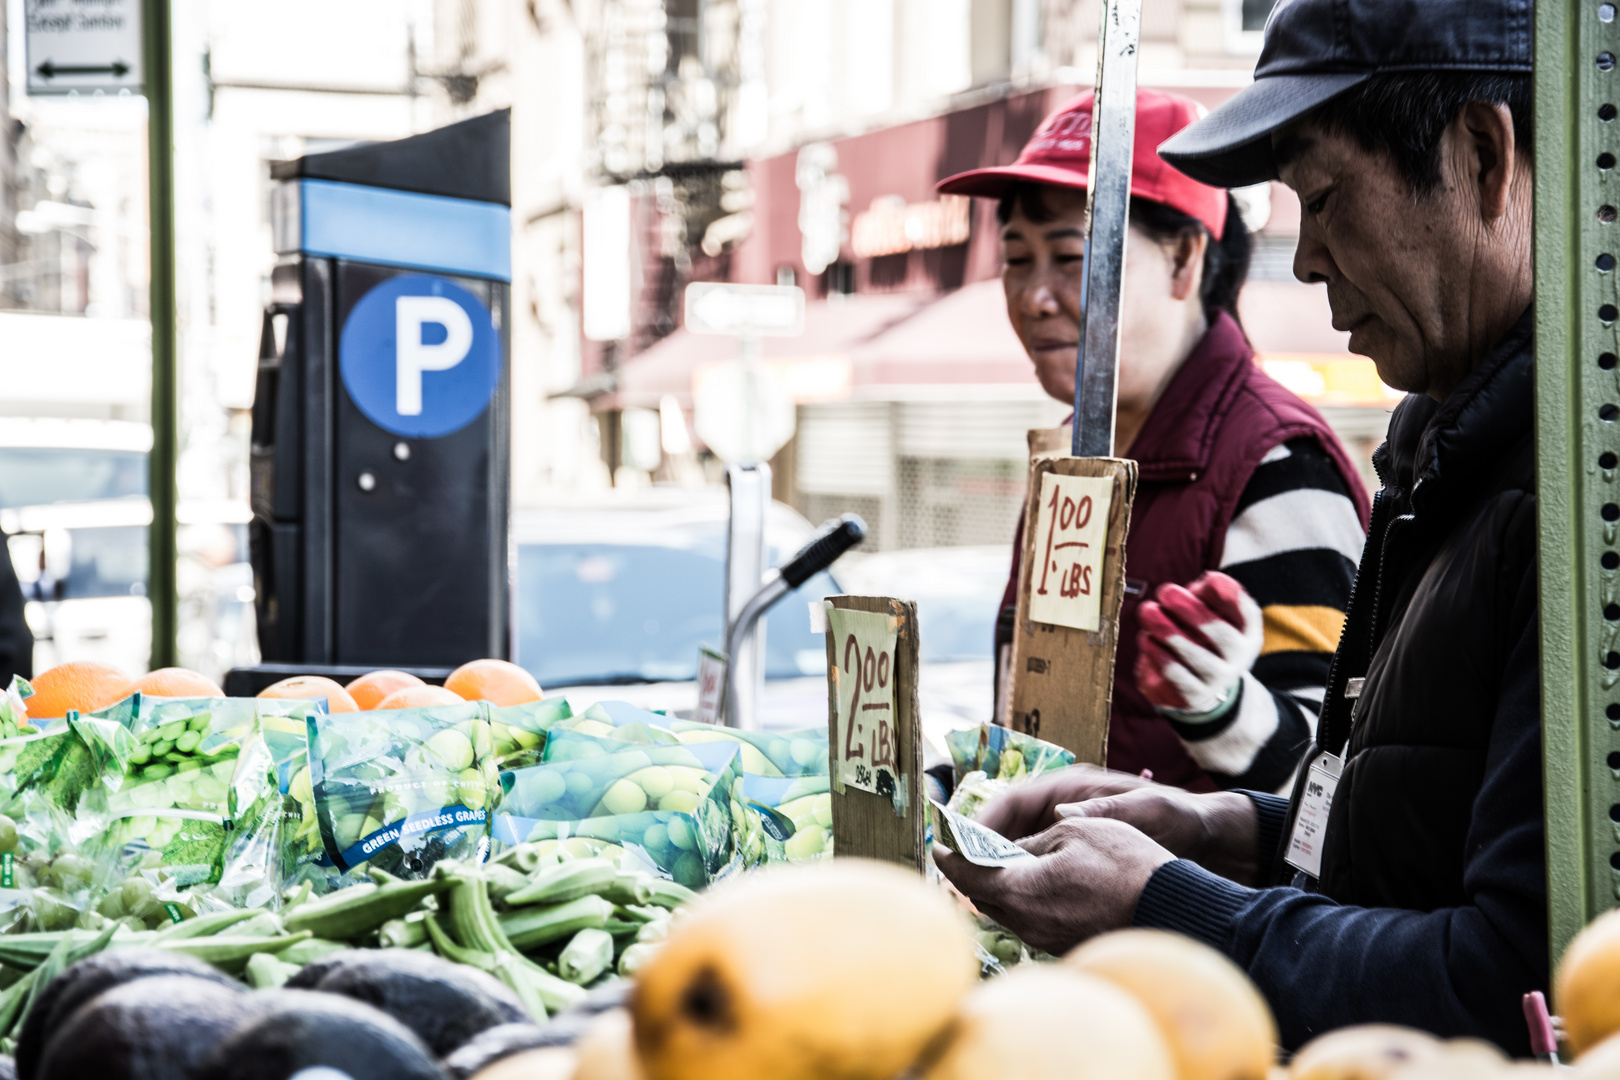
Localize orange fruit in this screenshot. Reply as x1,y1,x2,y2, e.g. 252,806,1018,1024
132,667,224,699
257,676,359,713
26,661,135,720
375,685,466,710
1064,929,1276,1080
444,659,543,706
346,670,426,710
1558,907,1620,1054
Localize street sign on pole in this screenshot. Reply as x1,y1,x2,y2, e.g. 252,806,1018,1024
25,0,144,95
143,0,178,669
685,282,805,338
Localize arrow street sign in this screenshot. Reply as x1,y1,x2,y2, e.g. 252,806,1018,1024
685,282,806,338
25,0,143,95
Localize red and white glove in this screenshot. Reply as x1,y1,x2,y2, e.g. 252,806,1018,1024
1133,571,1263,721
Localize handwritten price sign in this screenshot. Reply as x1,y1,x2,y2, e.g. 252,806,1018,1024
825,606,901,797
1027,472,1114,632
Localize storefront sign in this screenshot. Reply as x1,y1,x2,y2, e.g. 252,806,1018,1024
850,195,971,259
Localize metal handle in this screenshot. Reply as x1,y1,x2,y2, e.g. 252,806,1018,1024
780,514,866,589
721,514,867,730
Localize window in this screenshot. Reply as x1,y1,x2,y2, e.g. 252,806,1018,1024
1226,0,1280,51
1242,0,1279,31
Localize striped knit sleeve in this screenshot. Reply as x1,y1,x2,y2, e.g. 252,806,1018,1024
1165,436,1365,794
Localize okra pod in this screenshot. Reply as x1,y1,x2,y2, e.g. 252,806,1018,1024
379,914,428,950
276,937,348,967
600,873,652,906
557,928,614,985
498,895,614,951
503,860,616,907
642,879,698,910
157,931,313,975
285,875,451,940
617,941,661,978
153,907,263,941
245,952,301,990
483,864,533,905
425,911,495,972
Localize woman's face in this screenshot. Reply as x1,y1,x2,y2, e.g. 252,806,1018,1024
1000,186,1207,413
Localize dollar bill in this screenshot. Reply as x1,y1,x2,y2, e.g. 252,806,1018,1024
930,800,1036,867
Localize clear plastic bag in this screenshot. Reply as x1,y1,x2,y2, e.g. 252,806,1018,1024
945,723,1075,784
496,729,744,889
489,697,573,770
76,697,262,898
303,700,496,890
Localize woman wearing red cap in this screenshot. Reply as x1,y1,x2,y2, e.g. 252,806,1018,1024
939,89,1369,794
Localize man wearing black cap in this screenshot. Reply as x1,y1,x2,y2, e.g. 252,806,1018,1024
935,0,1543,1052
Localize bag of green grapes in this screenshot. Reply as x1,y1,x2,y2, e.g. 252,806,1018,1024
489,696,573,770
551,701,680,746
495,729,743,890
669,721,828,779
944,723,1074,785
303,701,496,891
740,774,833,864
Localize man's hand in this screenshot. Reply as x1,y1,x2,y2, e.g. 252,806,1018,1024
934,817,1174,955
1057,787,1261,886
976,763,1160,841
1134,571,1263,720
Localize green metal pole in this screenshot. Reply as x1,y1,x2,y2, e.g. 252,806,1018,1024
142,0,178,670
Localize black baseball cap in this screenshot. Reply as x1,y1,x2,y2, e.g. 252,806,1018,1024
1158,0,1532,187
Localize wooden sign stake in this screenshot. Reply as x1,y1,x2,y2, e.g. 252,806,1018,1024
823,595,924,872
1007,455,1137,764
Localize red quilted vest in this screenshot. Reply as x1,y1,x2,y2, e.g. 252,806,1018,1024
999,312,1371,791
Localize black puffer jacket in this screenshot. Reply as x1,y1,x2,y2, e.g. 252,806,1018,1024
1311,312,1537,911
1133,307,1546,1052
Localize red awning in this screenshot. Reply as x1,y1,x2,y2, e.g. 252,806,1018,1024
610,277,1375,414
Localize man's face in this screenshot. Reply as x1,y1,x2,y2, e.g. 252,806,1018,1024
1275,122,1468,396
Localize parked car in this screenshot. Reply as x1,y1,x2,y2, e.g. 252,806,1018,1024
0,418,255,679
511,488,840,729
515,491,1008,754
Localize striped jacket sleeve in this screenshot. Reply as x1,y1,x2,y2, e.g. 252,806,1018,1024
1164,436,1365,794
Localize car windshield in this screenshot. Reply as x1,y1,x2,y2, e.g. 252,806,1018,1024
514,539,837,687
0,449,147,508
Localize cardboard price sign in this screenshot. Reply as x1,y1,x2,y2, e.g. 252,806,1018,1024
824,596,925,872
827,606,901,797
1029,472,1114,632
1008,455,1136,764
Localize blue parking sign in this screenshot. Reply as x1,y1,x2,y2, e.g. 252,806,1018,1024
340,275,499,438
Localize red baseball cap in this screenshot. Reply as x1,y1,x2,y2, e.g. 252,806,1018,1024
937,88,1229,240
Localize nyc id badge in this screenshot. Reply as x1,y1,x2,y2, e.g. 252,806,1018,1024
1284,751,1342,878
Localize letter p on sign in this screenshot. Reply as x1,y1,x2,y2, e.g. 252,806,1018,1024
395,295,474,416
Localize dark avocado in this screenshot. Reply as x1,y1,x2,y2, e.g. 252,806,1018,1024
282,949,364,991
441,1023,568,1079
17,950,242,1080
19,952,244,1080
193,989,446,1080
297,950,526,1057
36,975,261,1080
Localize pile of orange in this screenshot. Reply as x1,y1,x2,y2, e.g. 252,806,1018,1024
24,662,229,721
22,656,543,720
259,658,543,712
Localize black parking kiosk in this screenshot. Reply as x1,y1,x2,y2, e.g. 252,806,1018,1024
249,110,511,675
